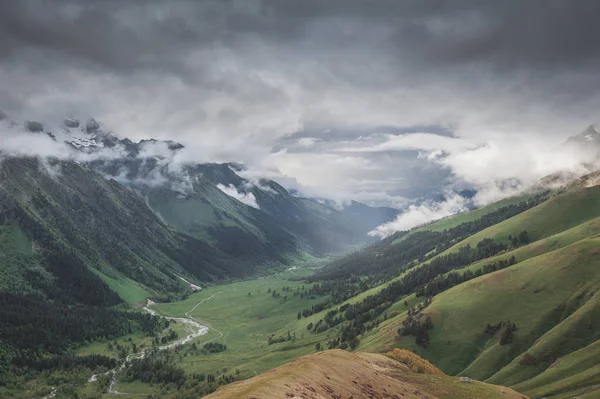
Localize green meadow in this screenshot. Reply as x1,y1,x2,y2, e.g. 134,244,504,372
152,267,337,379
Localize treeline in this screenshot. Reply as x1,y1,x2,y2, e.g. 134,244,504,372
124,351,185,386
418,256,517,297
124,349,238,398
316,193,547,280
155,329,179,345
12,354,117,372
0,292,160,373
200,342,227,353
292,277,379,318
484,320,518,345
268,331,297,345
399,312,434,348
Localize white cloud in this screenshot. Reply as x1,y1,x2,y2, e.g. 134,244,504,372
216,183,260,209
369,193,469,238
339,133,478,154
297,137,318,148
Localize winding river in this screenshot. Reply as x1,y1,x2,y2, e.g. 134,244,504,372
88,294,219,394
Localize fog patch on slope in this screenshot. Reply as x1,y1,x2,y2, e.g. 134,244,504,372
216,184,259,209
369,193,468,238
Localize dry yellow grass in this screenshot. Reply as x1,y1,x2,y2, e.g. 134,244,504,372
204,349,528,399
385,348,445,375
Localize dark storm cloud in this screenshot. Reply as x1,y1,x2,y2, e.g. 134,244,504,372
1,0,600,209
3,1,600,73
428,1,600,70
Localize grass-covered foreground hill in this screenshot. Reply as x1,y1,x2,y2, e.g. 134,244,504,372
204,349,526,399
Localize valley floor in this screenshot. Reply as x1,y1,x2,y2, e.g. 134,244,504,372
75,266,340,398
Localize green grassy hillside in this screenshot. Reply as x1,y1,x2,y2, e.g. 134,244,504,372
441,186,600,254
358,225,600,397
312,184,600,398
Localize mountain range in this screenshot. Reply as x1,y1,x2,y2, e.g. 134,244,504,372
0,115,399,304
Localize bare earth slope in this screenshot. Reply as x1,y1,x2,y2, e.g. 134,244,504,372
204,349,526,399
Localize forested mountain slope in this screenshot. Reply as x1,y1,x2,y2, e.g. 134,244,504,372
0,157,246,303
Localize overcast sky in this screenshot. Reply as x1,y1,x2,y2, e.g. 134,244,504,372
2,0,600,210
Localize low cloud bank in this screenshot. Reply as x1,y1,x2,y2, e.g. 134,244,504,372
216,184,260,209
367,130,600,238
369,193,469,238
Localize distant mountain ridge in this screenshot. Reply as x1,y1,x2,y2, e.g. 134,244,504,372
564,124,600,147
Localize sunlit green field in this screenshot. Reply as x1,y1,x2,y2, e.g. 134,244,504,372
152,267,336,379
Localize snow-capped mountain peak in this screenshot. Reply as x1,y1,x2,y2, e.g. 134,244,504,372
565,124,600,146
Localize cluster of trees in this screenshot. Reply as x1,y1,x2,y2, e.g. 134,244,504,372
167,369,237,398
509,231,530,247
271,280,375,309
120,343,239,398
268,331,297,345
306,307,348,335
123,350,185,386
418,256,517,297
323,335,361,350
107,338,145,359
298,301,329,319
484,321,518,345
397,300,434,348
200,342,227,354
303,277,373,303
399,315,434,348
156,329,179,345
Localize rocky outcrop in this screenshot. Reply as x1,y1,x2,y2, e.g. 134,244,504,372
64,118,80,128
25,121,44,132
85,118,100,133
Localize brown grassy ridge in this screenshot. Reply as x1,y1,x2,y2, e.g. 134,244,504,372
204,349,528,399
385,348,445,375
